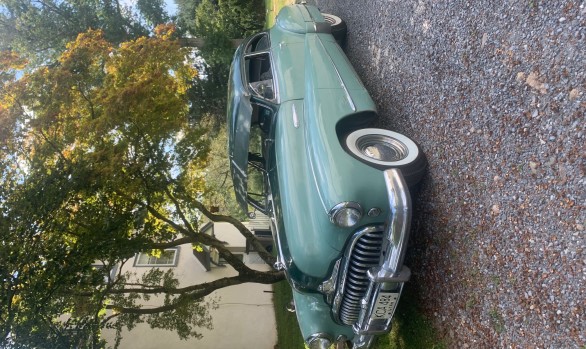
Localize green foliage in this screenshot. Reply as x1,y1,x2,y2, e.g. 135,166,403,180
191,0,264,39
209,0,264,38
488,308,505,334
174,0,201,33
192,0,264,61
0,0,164,65
200,122,246,220
182,0,265,125
0,28,213,348
137,0,170,27
187,62,232,123
0,1,280,346
191,0,245,78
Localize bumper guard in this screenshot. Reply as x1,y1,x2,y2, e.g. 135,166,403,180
352,168,412,348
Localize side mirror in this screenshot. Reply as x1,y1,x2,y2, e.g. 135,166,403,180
247,211,257,219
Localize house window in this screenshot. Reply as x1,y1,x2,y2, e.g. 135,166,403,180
134,249,179,267
216,253,244,267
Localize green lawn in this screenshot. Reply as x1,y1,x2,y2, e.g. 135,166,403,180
374,284,446,349
273,281,305,349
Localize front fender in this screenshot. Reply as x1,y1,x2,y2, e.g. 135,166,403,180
292,288,355,342
276,4,331,34
273,98,392,282
274,100,341,281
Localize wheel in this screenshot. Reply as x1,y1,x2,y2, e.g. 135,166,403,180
345,128,427,186
322,13,347,47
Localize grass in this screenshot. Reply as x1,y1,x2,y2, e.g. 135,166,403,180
273,280,305,349
489,308,505,334
373,284,446,349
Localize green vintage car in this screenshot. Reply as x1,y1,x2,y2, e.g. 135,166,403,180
227,4,426,348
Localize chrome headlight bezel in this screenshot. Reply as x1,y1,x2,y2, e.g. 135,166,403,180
329,201,363,228
307,333,333,349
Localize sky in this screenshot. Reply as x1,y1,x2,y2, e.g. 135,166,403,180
164,0,177,16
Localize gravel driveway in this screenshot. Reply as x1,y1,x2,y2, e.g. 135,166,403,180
314,1,585,348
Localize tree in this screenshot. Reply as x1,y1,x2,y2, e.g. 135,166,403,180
0,27,283,348
178,0,264,125
0,0,152,64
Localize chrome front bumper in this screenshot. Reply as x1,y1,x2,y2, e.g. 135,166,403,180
351,168,412,348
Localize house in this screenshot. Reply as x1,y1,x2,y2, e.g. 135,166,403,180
102,220,277,349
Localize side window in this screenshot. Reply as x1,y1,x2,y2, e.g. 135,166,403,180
248,102,273,167
246,33,270,53
254,35,270,51
244,34,275,101
246,53,274,100
251,103,272,134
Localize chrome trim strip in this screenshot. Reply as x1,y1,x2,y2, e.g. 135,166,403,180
269,49,281,104
230,159,247,177
351,334,376,349
267,189,289,273
318,258,341,304
305,125,328,214
291,102,300,128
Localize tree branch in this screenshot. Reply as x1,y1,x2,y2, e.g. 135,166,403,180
106,270,284,314
162,186,198,236
115,189,253,274
191,200,276,266
148,236,197,249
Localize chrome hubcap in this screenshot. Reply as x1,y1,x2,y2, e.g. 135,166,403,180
323,15,335,25
356,135,409,162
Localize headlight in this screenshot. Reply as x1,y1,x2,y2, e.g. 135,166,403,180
307,333,332,349
329,202,363,227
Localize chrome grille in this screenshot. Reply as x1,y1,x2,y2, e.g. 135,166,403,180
338,228,384,325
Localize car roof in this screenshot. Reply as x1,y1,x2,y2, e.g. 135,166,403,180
227,42,253,213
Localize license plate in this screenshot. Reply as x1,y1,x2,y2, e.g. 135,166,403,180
372,292,399,320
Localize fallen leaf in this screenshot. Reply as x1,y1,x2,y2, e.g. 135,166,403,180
526,72,547,94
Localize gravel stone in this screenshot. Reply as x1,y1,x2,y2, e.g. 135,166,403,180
313,0,585,347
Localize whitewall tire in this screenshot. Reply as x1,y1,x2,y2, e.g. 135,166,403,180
345,128,426,186
322,13,347,47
